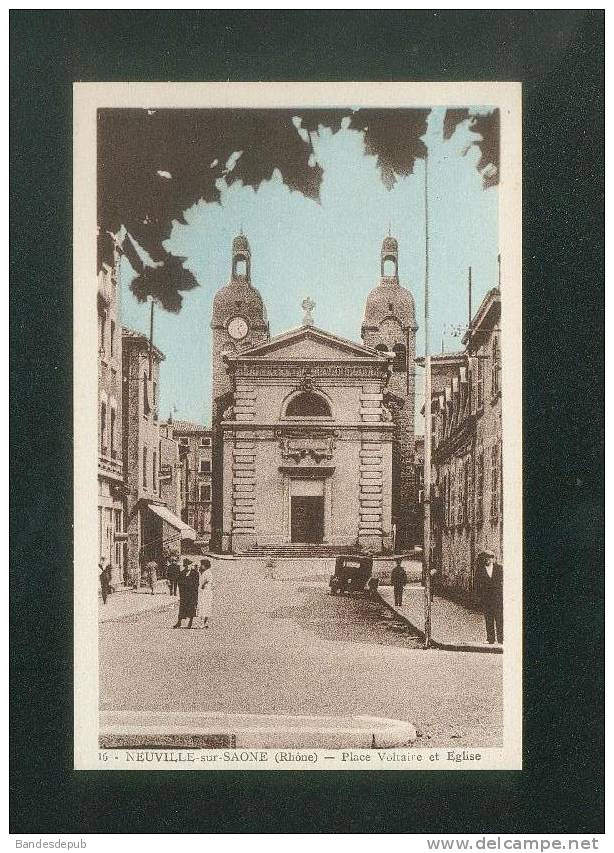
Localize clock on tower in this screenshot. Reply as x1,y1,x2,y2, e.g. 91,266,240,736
227,315,249,341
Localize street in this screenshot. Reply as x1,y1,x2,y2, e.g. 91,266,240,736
100,560,503,748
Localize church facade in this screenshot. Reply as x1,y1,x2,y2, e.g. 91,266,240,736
210,233,418,554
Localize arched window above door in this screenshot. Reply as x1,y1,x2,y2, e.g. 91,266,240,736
284,391,332,418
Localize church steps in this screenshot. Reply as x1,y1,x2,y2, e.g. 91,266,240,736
239,544,361,557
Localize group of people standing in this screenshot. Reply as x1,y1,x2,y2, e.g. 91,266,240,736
168,556,214,629
98,552,214,630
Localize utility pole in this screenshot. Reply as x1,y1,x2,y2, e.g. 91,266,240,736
423,150,432,649
148,297,155,380
468,266,472,328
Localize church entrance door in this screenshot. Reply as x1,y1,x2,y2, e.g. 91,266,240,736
291,496,324,543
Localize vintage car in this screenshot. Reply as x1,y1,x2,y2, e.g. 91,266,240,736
329,554,378,596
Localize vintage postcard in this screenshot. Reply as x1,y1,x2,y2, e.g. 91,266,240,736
74,82,522,770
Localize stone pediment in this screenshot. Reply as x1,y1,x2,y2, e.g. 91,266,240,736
233,325,386,362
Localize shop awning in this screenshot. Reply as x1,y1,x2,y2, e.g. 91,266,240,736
147,503,197,541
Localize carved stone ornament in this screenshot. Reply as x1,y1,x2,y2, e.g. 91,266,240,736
298,368,315,393
222,405,234,419
278,433,336,464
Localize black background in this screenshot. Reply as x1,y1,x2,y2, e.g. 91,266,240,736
10,10,604,834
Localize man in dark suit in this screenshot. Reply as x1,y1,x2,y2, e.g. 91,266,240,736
391,558,408,607
166,555,180,596
173,559,199,629
474,550,503,644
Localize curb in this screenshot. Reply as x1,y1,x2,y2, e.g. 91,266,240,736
99,711,417,749
377,592,503,654
99,597,178,623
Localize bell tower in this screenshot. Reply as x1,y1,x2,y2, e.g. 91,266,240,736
211,234,269,412
361,235,418,549
210,233,269,550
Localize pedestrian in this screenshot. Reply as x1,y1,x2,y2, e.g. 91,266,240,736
390,557,408,607
197,559,214,628
167,555,180,596
173,559,199,628
99,558,110,605
474,550,503,644
145,560,158,595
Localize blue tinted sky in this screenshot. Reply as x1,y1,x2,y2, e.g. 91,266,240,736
120,106,498,429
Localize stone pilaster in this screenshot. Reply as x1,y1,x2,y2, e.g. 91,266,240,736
231,433,256,552
358,439,384,552
234,382,256,422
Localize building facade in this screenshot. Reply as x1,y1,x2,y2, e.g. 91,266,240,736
158,421,182,520
220,326,395,553
429,288,502,600
170,420,213,546
98,259,125,586
122,328,196,583
210,233,417,555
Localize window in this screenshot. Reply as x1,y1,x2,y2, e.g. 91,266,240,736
492,335,501,396
464,457,472,525
476,354,484,409
99,313,106,354
114,509,122,532
179,436,189,446
110,320,115,357
285,392,331,417
392,343,406,372
153,450,158,492
100,402,107,455
476,451,484,524
491,443,500,521
200,459,211,474
199,484,211,502
153,381,157,406
383,258,396,277
199,437,211,447
110,407,116,458
142,446,148,488
450,468,456,529
143,373,150,415
375,343,389,354
456,461,464,526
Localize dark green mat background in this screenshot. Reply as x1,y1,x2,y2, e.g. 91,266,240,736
10,10,604,834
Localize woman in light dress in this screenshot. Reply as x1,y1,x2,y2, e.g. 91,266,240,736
197,558,214,628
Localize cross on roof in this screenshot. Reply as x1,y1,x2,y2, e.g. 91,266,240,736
301,296,315,326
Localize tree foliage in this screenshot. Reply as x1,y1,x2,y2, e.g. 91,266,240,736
98,106,497,310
